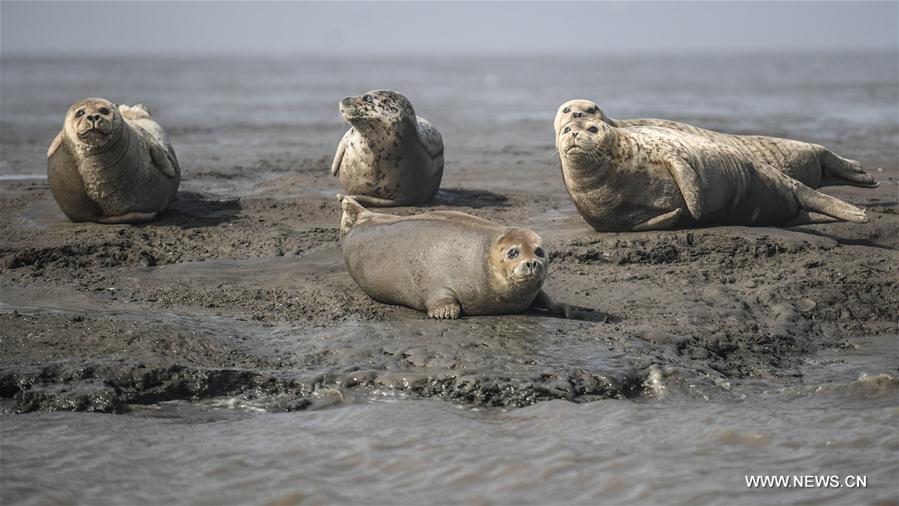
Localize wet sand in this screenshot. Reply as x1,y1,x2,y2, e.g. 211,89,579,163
1,54,897,504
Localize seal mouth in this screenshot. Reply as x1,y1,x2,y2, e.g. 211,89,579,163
339,103,365,123
78,128,108,140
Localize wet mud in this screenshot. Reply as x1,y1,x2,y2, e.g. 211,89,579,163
2,170,896,414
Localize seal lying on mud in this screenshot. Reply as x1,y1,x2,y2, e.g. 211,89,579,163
554,114,868,232
47,98,180,223
554,99,878,189
340,196,572,319
331,90,444,207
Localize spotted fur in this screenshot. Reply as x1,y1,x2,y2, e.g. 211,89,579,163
555,113,867,231
332,90,444,207
554,99,878,189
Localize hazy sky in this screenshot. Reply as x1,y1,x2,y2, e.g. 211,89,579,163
1,1,896,57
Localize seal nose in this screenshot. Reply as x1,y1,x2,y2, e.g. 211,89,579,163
88,114,101,123
573,112,584,118
571,132,578,138
524,259,542,273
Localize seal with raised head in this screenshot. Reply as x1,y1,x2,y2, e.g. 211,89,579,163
47,97,180,223
554,99,878,189
331,90,444,207
554,113,868,232
340,196,572,319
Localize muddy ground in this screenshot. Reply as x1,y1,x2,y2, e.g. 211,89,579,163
1,55,897,415
2,162,897,413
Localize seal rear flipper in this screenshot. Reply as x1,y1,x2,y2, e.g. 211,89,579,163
47,134,103,222
820,151,879,188
118,103,152,120
340,195,369,236
666,159,705,220
530,290,605,321
416,117,445,159
792,184,868,223
785,211,843,226
759,163,868,223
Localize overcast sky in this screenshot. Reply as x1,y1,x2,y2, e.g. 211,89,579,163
1,1,896,57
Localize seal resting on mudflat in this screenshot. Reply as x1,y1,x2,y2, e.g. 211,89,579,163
47,97,180,223
554,113,868,232
331,90,444,207
554,99,878,189
339,196,573,319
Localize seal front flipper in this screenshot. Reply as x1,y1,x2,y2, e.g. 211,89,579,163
98,211,158,224
665,159,705,220
331,129,351,176
149,143,177,178
632,209,684,231
426,291,462,320
47,131,103,222
343,194,419,207
530,290,571,318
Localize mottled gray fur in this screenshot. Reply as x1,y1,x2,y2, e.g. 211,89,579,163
332,90,443,206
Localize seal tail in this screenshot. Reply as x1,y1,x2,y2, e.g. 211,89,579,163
820,151,879,188
339,194,368,237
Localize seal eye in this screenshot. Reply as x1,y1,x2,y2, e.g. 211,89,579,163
99,107,110,115
363,95,373,103
507,248,519,260
534,247,545,258
75,110,85,118
587,126,599,133
563,107,570,113
563,127,571,134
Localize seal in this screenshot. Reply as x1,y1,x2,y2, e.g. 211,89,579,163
554,114,868,232
340,196,572,319
331,90,444,206
554,99,878,189
47,98,180,223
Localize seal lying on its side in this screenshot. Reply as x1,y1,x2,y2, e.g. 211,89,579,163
554,99,878,189
340,197,572,319
554,115,868,232
332,90,444,207
47,97,180,223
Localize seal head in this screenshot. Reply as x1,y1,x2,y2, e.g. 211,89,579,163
339,90,416,131
489,227,548,291
554,99,613,133
64,98,123,153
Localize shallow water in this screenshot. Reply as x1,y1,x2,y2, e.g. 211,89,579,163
3,336,897,505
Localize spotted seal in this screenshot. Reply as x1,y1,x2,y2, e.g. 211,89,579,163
554,99,878,189
555,113,868,232
331,90,443,206
47,98,180,223
340,196,574,319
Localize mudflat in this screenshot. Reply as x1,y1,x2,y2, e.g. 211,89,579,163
1,54,897,505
